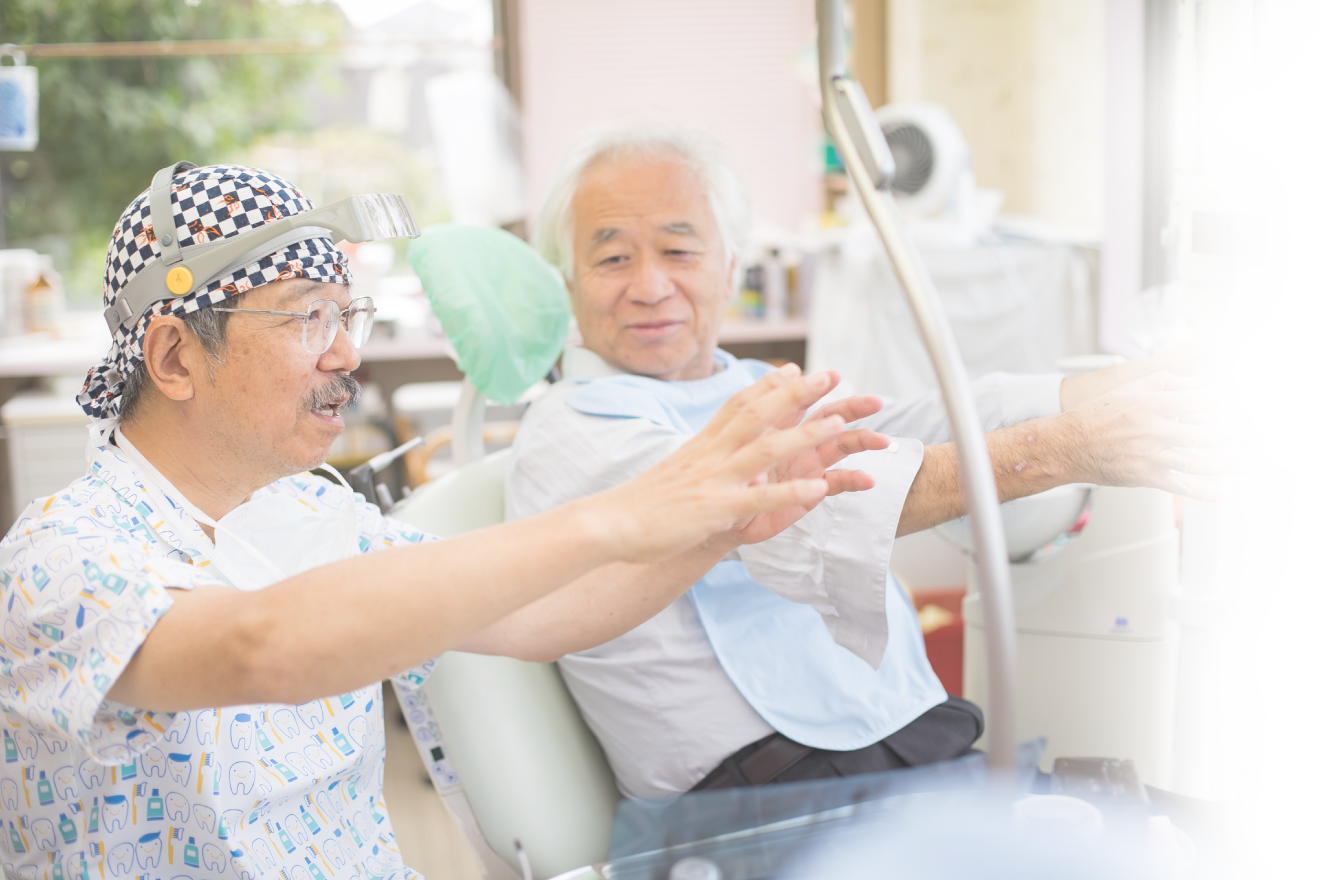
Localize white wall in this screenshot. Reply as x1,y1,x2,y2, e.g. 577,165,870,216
888,0,1106,232
1101,0,1144,354
519,0,823,232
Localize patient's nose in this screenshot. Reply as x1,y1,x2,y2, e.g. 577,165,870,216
629,252,675,305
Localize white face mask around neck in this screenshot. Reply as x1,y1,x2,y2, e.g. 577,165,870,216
111,429,359,591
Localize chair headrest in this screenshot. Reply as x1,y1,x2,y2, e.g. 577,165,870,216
408,225,570,405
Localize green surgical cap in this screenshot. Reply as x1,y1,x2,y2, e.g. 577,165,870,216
408,225,570,405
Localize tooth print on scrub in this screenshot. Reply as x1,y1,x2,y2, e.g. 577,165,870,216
0,440,438,878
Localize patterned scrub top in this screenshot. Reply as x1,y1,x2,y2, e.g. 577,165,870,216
0,443,438,880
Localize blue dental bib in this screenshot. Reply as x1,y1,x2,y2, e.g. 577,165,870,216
564,351,946,751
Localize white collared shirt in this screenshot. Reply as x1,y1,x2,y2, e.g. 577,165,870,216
507,346,1063,799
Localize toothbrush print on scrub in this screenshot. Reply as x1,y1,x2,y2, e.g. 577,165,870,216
0,442,436,879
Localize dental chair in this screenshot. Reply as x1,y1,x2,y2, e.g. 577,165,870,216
388,225,614,880
390,444,618,880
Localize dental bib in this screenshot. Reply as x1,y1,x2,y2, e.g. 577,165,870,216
563,350,948,752
111,429,359,590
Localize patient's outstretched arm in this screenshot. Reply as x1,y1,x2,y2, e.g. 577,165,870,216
898,370,1225,535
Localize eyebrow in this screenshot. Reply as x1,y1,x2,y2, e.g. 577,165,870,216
589,222,701,246
276,280,331,308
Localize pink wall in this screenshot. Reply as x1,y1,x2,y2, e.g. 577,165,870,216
519,0,824,234
1102,0,1144,355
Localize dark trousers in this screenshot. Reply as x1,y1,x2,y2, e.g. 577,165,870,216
691,697,984,791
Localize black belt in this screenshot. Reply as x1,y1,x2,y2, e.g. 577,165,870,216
690,697,985,792
690,732,814,791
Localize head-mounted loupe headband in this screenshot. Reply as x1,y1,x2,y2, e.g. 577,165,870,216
103,162,421,334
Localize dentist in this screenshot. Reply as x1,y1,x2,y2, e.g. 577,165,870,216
0,163,883,880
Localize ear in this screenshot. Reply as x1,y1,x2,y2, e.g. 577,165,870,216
564,273,587,321
139,316,203,404
723,255,740,300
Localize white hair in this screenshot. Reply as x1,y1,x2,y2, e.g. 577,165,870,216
534,124,752,283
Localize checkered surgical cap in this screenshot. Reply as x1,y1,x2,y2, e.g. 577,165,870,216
78,163,352,418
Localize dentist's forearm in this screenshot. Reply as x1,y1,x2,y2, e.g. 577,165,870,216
111,495,621,711
455,535,739,662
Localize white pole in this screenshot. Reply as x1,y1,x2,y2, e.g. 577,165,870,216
815,0,1018,774
453,379,487,466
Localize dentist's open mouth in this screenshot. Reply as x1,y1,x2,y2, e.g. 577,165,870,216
305,374,362,422
310,400,346,418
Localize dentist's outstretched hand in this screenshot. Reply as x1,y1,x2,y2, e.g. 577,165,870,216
585,364,887,563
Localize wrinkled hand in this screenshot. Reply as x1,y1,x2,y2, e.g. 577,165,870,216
1064,371,1227,502
586,365,885,563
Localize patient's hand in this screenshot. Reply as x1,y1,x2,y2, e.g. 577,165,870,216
731,392,888,545
1060,340,1218,411
1063,370,1227,501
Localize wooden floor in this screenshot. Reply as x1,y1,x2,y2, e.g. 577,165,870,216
382,682,485,880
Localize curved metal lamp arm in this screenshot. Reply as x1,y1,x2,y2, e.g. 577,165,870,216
815,0,1018,772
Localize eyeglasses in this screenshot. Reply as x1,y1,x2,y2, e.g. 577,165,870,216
212,296,375,355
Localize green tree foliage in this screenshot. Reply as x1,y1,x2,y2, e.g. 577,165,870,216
1,0,345,300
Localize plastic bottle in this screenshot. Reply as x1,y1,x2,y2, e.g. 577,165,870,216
36,770,53,806
300,804,321,835
738,264,765,319
8,821,25,854
183,835,199,868
23,260,64,334
331,727,354,756
0,249,40,337
305,856,328,880
88,797,99,834
3,730,16,762
269,758,297,782
58,813,77,844
763,248,788,322
276,822,295,853
146,788,163,821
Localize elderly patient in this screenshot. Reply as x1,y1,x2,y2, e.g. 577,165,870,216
505,126,1218,800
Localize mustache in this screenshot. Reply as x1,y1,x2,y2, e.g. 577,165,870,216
304,374,362,412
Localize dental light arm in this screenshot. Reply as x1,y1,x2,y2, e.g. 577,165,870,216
815,0,1018,773
104,162,421,335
